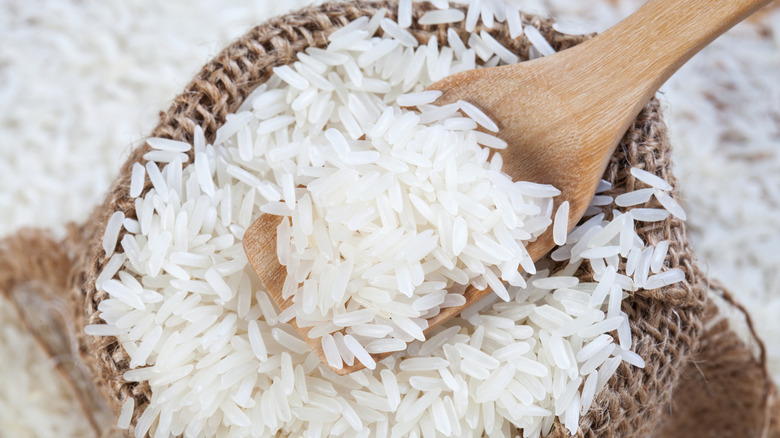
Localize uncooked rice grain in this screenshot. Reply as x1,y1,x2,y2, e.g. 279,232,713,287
553,201,570,246
630,166,673,191
117,398,135,430
419,9,466,25
630,207,671,222
524,24,556,56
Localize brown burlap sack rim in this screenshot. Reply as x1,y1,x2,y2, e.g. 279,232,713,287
1,1,709,437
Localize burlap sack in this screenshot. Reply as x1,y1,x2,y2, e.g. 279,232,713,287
0,1,774,436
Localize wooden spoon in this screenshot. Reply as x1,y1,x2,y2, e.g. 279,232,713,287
243,0,773,374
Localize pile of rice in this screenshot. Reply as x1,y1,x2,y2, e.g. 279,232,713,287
2,0,778,437
86,3,687,437
265,49,557,369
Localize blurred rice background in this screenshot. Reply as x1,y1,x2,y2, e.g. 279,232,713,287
1,0,777,435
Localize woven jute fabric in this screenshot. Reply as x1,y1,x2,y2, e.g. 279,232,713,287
0,1,761,436
650,285,778,438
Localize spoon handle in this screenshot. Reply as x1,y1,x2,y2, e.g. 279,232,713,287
569,0,774,130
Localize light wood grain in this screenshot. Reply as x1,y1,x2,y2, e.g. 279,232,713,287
244,0,774,374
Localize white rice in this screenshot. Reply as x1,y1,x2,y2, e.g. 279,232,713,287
615,187,654,207
87,5,688,438
117,398,135,430
398,0,413,28
380,18,418,47
129,162,146,198
630,166,673,191
644,268,686,289
553,200,570,246
480,30,519,64
95,253,126,291
101,211,125,257
465,0,481,32
523,24,556,56
654,189,687,220
630,208,671,222
396,90,443,107
505,3,524,39
84,324,125,336
272,65,309,90
533,276,579,289
650,240,670,273
419,9,466,25
457,99,499,132
146,137,192,153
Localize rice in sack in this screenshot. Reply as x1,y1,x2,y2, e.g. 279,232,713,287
0,1,751,437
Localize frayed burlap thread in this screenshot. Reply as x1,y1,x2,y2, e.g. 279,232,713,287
1,1,763,436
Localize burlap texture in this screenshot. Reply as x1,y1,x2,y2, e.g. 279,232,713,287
0,1,770,437
650,285,779,438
